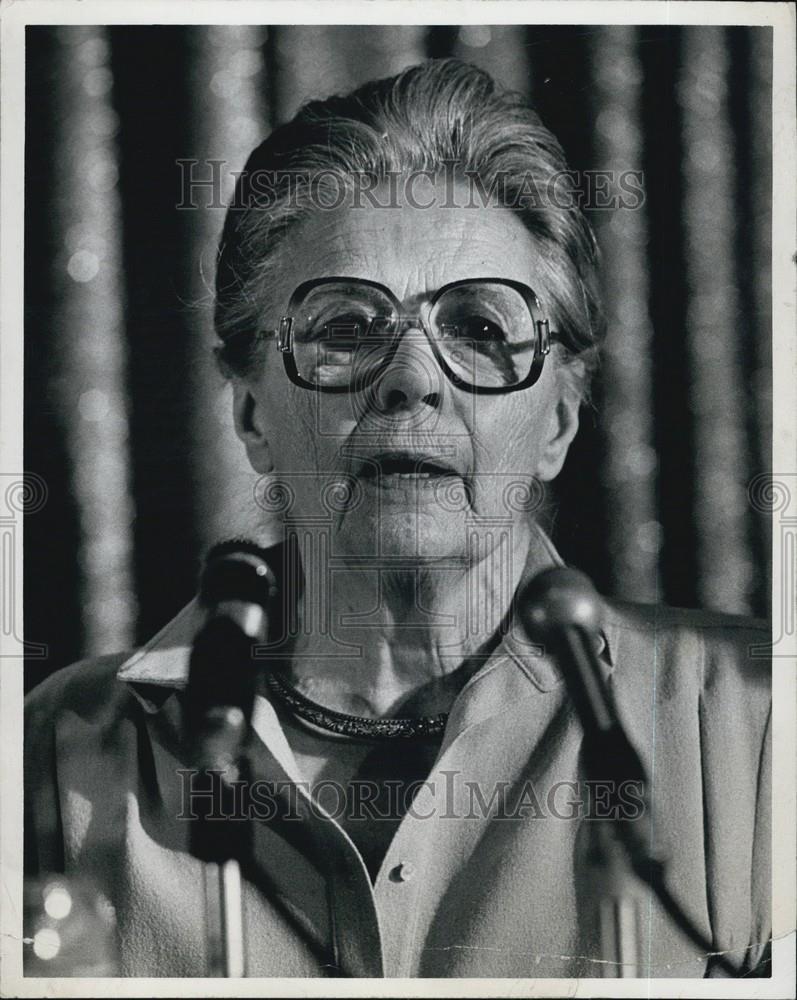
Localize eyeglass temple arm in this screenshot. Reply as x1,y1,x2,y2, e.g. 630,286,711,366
277,318,294,352
537,319,551,355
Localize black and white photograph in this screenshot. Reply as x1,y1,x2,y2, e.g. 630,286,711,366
1,1,795,995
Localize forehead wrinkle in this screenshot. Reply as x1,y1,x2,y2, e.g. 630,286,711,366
267,202,544,319
282,221,372,276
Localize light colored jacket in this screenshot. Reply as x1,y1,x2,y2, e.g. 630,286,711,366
25,548,771,978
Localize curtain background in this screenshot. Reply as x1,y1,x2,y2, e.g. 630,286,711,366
24,24,772,690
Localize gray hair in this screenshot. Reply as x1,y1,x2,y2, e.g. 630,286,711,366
214,58,605,391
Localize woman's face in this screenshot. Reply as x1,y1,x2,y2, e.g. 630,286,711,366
233,186,581,565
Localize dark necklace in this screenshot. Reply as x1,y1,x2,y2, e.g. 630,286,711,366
265,670,448,740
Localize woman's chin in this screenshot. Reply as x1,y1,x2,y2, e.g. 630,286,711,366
332,509,471,564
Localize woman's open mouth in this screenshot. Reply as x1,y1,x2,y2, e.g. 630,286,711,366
355,452,463,485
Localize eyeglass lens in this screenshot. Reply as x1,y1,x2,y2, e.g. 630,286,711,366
291,281,538,389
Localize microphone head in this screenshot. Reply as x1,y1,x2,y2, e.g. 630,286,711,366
518,566,602,640
199,539,278,609
188,540,279,729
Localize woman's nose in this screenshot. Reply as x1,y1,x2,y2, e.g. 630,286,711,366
370,325,443,417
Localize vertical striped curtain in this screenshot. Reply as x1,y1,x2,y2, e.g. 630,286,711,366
24,25,772,686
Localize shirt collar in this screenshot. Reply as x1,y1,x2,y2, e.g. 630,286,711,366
116,599,204,711
117,526,615,712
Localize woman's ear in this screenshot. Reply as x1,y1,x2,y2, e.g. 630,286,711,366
232,381,274,473
535,364,583,482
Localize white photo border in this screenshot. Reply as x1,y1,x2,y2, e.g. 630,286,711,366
1,2,794,997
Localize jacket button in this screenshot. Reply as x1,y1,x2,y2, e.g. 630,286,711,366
390,862,415,883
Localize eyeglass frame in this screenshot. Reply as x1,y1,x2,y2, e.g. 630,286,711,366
257,276,554,395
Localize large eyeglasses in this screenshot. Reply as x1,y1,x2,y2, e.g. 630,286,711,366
262,277,553,394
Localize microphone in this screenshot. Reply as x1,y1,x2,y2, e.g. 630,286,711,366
186,540,278,745
185,540,279,978
518,566,646,790
186,541,279,857
518,566,743,977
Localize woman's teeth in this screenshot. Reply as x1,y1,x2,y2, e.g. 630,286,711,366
383,471,433,478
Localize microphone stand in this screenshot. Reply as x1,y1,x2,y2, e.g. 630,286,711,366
204,858,244,978
521,570,743,978
189,699,250,978
561,620,647,978
187,619,255,978
586,817,642,977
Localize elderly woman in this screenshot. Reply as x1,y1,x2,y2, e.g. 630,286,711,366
25,59,770,979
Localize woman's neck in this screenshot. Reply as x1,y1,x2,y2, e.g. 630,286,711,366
279,524,536,718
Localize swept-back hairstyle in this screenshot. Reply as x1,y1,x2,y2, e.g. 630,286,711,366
214,58,604,389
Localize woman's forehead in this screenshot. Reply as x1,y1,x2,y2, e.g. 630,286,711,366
271,197,543,305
